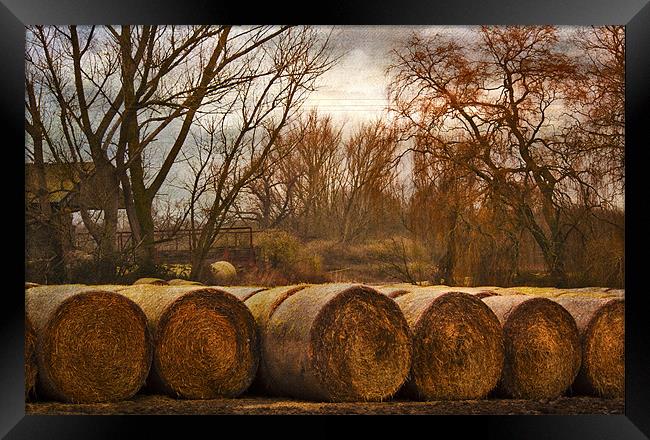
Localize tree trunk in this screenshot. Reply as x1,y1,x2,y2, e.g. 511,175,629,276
190,248,208,282
543,239,567,287
132,196,157,273
93,163,120,281
120,25,158,273
437,209,458,285
98,194,119,281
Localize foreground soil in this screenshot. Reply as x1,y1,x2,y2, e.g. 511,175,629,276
27,394,624,415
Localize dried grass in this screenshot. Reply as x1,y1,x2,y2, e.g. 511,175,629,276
133,278,169,286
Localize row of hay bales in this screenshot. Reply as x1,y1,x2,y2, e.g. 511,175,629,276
129,260,238,287
24,281,624,404
376,284,624,399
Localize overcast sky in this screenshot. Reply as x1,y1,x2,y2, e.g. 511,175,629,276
302,26,478,131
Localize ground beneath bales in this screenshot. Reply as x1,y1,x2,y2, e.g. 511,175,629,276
27,394,624,415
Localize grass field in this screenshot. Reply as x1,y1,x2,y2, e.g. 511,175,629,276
27,394,623,415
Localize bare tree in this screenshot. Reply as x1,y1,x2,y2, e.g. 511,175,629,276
275,111,345,239
336,120,399,243
173,28,335,279
26,25,335,275
26,28,122,278
571,26,625,192
247,113,401,244
244,137,303,229
389,26,621,286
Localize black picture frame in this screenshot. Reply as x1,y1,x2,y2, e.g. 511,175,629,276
3,0,649,437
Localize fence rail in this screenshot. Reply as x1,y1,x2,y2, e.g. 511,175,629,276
74,226,256,265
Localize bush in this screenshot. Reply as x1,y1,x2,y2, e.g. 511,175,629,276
161,263,193,280
362,237,434,284
66,254,124,284
256,230,301,271
254,231,326,283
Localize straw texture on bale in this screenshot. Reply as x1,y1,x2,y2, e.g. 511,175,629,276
377,285,500,301
133,278,169,286
260,283,412,402
219,286,269,302
209,261,237,285
604,289,625,298
241,285,310,392
450,287,501,299
482,295,581,399
472,291,499,299
25,314,37,400
394,290,503,400
167,279,204,286
110,285,258,399
374,285,413,299
25,285,152,403
25,282,40,289
554,297,624,398
495,286,622,300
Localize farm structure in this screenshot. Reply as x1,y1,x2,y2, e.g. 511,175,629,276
74,227,256,266
26,162,257,275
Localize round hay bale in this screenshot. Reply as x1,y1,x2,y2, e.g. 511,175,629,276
133,277,168,286
261,283,412,402
482,295,581,399
25,285,152,403
394,290,503,400
167,279,204,286
209,261,237,285
25,314,37,400
241,285,310,393
554,297,624,398
110,284,258,399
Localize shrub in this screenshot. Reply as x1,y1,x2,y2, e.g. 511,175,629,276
161,264,193,280
254,231,326,283
369,237,435,284
255,230,301,271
